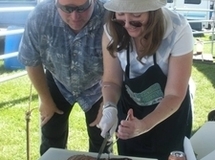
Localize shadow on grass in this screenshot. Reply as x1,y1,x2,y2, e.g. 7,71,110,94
193,60,215,88
0,94,38,109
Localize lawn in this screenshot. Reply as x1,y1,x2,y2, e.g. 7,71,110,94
191,61,215,131
0,59,215,160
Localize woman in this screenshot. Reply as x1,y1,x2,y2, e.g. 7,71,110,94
97,0,194,159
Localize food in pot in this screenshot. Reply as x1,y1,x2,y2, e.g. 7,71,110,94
67,155,132,160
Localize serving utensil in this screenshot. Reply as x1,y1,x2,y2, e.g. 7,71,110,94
107,114,131,153
97,131,111,160
97,114,131,160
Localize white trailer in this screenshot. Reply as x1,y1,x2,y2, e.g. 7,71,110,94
166,0,212,30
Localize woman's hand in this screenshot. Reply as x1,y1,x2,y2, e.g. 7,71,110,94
116,109,148,139
97,106,118,138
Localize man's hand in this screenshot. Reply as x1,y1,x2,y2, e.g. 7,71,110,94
39,100,63,126
89,102,103,127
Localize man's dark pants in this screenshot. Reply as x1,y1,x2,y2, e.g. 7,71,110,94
40,70,109,155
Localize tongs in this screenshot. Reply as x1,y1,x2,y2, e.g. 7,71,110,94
97,131,111,160
96,114,130,160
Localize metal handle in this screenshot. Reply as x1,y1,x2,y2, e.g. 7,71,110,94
97,132,110,160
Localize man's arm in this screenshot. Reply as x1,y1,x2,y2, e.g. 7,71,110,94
26,65,63,126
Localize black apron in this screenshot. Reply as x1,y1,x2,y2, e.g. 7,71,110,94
117,47,191,160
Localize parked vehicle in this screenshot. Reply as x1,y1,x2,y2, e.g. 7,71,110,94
166,0,211,31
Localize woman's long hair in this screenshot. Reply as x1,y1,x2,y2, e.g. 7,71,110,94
105,9,165,58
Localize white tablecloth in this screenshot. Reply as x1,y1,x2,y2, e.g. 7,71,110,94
38,148,157,160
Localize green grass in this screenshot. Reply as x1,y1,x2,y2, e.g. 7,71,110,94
0,76,88,159
0,59,89,159
0,60,215,160
191,61,215,131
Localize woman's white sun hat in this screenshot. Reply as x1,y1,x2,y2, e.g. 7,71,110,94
104,0,167,13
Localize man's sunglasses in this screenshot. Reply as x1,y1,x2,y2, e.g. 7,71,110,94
111,15,143,28
56,0,92,13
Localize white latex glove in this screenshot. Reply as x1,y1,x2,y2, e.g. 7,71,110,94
98,106,118,138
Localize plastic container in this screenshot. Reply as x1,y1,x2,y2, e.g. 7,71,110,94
4,26,25,70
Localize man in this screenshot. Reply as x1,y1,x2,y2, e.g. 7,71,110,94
18,0,110,155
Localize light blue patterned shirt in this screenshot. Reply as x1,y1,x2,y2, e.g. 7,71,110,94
18,0,105,112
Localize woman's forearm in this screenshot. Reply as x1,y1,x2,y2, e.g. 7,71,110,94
102,81,122,105
141,94,185,132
